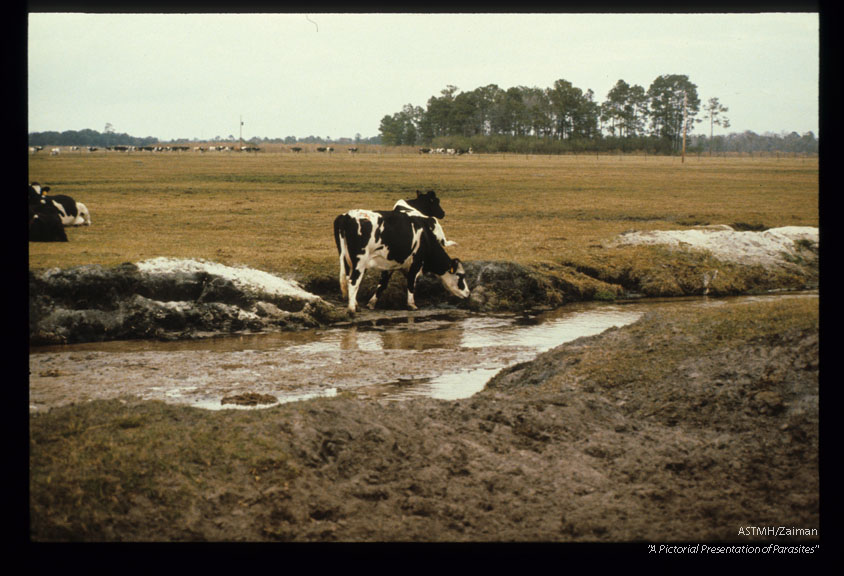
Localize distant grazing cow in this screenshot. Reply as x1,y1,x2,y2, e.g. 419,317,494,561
316,147,327,152
290,147,302,153
348,147,358,153
333,208,470,313
419,148,431,154
30,183,91,226
50,148,60,155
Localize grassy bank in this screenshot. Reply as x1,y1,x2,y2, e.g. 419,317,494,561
28,153,818,294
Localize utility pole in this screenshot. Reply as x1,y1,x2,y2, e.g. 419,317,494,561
681,92,688,163
239,115,244,149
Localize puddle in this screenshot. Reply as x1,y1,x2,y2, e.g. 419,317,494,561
28,293,817,412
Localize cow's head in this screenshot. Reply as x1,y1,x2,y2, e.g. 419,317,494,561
408,190,445,219
438,258,470,299
29,183,49,204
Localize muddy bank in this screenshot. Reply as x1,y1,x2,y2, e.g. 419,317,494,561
29,226,819,346
29,295,819,542
29,258,345,346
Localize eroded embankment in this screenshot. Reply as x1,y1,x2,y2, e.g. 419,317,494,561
29,258,346,346
29,226,818,346
29,295,819,542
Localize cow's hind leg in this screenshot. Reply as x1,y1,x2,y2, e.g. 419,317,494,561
367,271,393,310
338,254,349,299
346,265,366,314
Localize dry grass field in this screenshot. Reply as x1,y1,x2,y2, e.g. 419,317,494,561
28,150,818,288
28,149,820,543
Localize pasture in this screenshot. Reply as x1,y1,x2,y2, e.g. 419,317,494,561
28,149,820,542
28,150,819,291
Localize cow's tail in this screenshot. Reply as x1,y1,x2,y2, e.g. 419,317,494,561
334,214,353,297
333,214,351,264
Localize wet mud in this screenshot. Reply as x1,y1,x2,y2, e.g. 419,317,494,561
29,293,819,543
29,303,644,412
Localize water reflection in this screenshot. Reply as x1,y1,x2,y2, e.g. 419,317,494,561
28,292,817,411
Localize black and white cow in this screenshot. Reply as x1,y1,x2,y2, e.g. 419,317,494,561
29,205,68,242
393,190,456,248
28,186,68,242
333,208,470,313
30,183,91,226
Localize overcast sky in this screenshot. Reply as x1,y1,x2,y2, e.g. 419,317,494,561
27,12,820,141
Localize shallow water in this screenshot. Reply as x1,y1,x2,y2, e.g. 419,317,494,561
29,292,817,412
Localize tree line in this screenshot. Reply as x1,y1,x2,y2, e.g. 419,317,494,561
27,129,382,148
28,128,159,148
379,75,818,155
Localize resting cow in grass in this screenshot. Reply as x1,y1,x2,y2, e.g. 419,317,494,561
28,185,68,242
333,207,470,314
29,182,91,226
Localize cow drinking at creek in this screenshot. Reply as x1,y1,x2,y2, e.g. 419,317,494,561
333,207,470,314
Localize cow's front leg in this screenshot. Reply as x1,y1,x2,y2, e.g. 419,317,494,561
367,271,393,310
404,265,424,310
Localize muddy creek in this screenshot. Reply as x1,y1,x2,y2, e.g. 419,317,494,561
29,293,816,412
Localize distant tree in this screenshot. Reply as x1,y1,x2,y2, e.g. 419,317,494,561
625,84,649,138
703,97,731,156
647,74,700,152
547,79,582,140
574,88,601,139
602,79,630,137
423,85,459,141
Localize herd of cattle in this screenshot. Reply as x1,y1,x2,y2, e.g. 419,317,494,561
29,145,259,154
28,145,366,155
31,145,472,156
28,182,91,242
419,147,473,155
334,190,470,313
